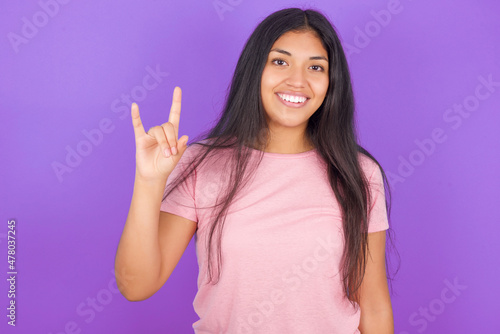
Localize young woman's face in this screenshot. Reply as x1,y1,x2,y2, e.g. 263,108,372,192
260,30,329,134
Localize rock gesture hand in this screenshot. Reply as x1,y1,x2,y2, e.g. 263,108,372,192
131,86,189,182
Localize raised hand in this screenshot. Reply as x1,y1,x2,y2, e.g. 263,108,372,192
131,86,189,182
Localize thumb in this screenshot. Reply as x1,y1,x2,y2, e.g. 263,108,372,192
176,135,189,156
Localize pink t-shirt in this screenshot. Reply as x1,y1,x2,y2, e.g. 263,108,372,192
160,144,389,334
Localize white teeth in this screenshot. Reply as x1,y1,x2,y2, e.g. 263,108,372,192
278,93,307,103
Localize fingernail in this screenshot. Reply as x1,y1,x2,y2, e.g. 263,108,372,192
171,146,177,155
164,149,171,157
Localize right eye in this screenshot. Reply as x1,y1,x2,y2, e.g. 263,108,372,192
271,58,287,66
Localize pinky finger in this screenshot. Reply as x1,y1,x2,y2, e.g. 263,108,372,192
131,103,146,138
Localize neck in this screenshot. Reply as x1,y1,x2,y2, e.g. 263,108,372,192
261,128,314,154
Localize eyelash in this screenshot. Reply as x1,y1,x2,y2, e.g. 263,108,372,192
271,57,325,72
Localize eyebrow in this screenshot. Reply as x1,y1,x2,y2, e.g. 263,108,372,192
270,48,328,62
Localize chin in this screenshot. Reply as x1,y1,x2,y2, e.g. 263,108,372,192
269,117,310,128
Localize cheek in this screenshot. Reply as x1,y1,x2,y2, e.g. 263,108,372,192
260,75,270,95
315,77,329,97
261,71,274,90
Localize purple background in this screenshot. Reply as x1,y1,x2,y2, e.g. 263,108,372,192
1,0,499,333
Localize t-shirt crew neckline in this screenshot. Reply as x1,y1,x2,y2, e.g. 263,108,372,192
249,147,318,159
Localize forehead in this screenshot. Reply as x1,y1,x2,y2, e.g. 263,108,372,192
270,31,327,55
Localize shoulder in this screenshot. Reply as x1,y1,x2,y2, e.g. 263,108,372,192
181,140,234,176
183,138,223,158
180,140,212,164
357,151,381,181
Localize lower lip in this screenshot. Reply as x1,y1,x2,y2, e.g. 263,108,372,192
276,93,309,108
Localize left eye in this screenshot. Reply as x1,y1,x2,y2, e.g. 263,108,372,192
310,65,324,71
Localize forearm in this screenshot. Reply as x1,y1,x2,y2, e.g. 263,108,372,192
114,173,168,301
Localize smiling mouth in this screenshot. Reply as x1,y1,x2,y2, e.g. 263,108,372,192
277,93,308,103
276,93,310,107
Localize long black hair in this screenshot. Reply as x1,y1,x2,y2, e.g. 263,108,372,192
163,7,400,309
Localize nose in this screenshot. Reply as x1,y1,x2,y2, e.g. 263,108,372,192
285,66,306,88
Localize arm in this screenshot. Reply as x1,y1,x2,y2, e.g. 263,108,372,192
358,230,394,334
115,88,195,301
114,173,197,301
114,174,167,301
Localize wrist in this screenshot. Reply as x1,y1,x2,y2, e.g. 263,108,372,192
134,171,169,189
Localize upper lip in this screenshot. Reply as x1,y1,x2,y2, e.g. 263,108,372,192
276,91,310,99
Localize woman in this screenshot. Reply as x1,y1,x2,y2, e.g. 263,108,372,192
115,7,399,333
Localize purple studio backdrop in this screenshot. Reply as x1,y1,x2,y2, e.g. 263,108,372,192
1,0,499,333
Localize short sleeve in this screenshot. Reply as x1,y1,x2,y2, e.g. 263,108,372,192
160,147,198,223
367,163,389,233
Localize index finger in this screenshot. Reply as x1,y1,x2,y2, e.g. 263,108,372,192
168,86,182,138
